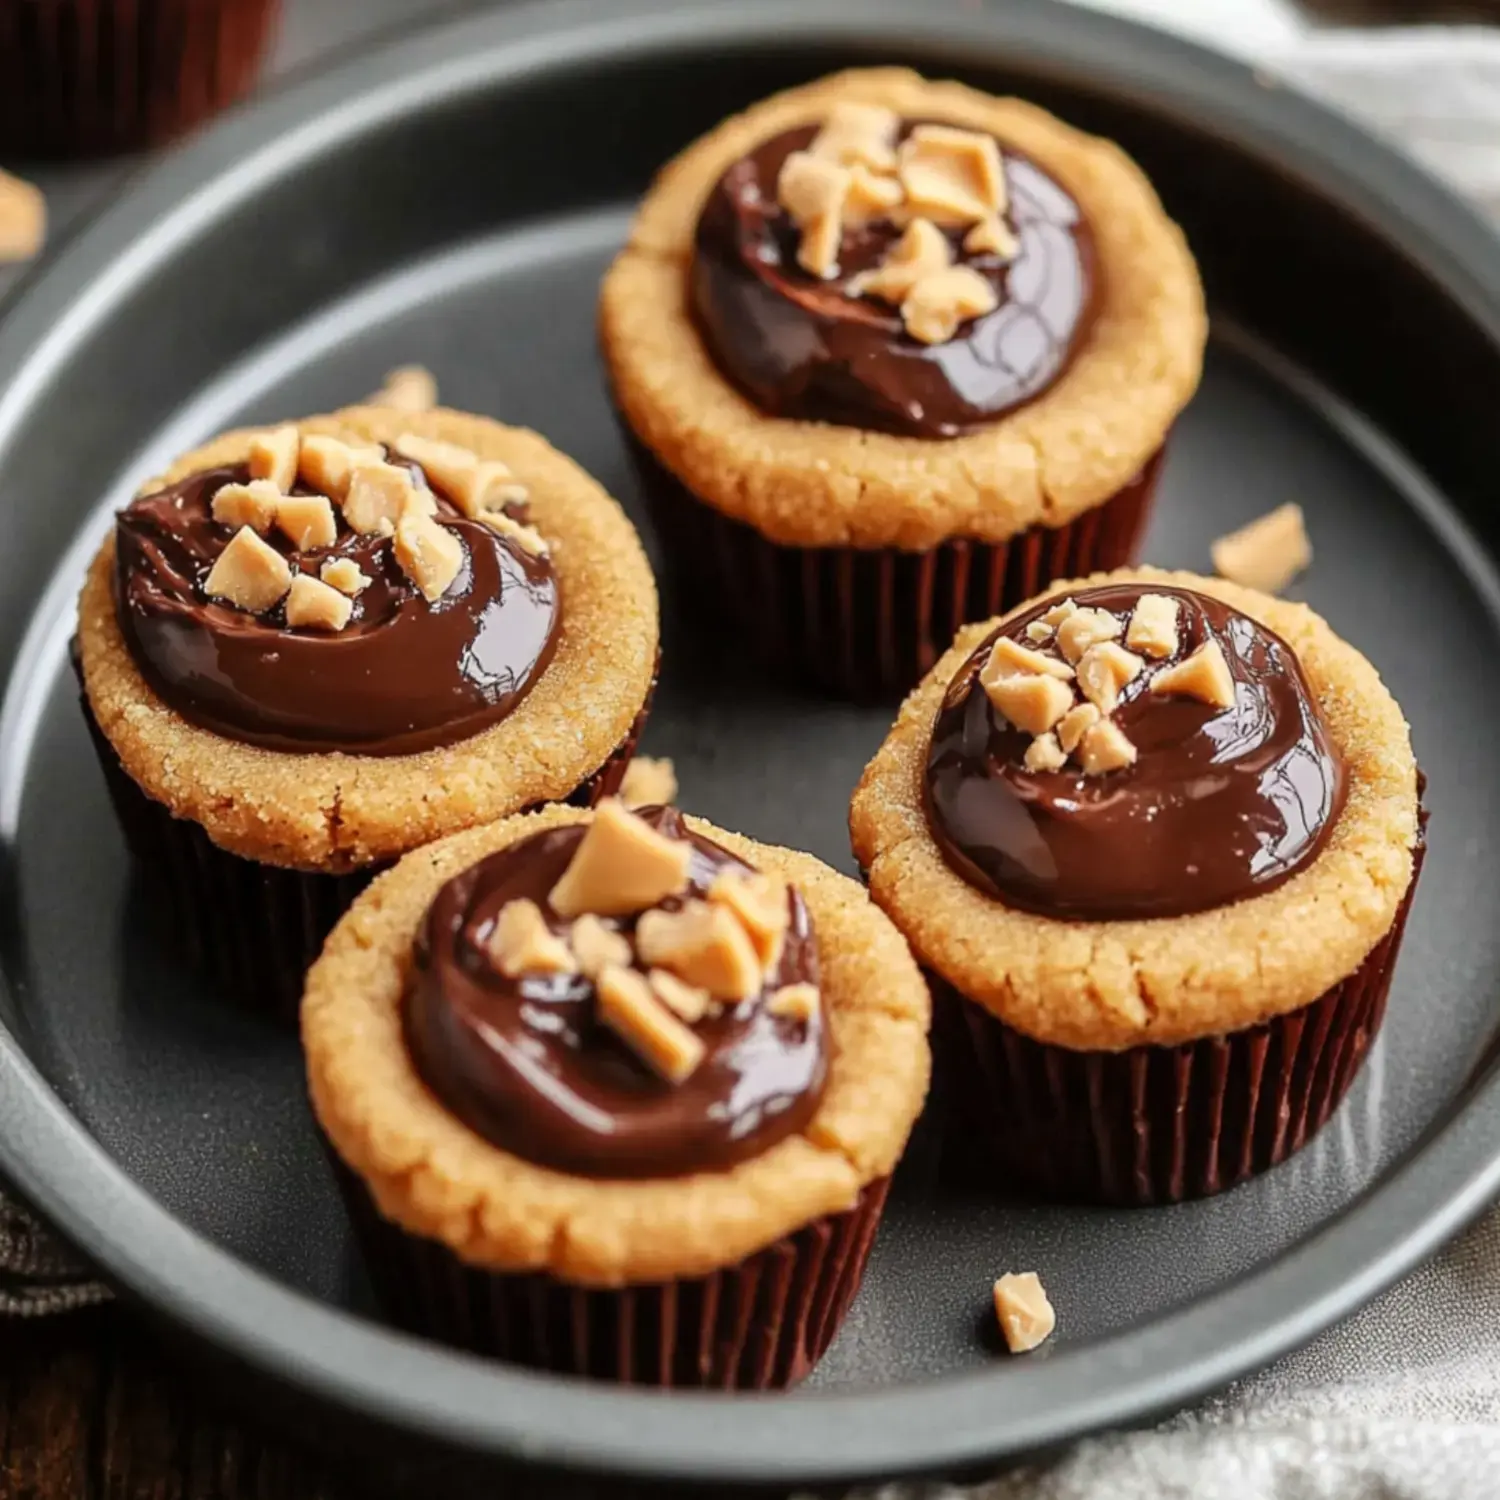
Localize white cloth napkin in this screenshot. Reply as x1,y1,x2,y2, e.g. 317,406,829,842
871,1215,1500,1500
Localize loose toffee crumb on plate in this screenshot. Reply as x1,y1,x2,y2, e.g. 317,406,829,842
1212,503,1311,594
993,1272,1056,1354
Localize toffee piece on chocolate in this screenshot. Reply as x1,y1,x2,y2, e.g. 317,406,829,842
113,429,562,756
403,806,829,1179
691,113,1097,437
923,584,1348,921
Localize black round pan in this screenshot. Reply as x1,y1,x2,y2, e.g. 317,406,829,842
2,0,1500,1492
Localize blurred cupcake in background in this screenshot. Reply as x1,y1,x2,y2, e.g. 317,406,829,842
0,0,282,157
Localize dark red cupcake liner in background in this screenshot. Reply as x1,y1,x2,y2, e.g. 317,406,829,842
932,824,1427,1206
78,666,655,1023
0,0,281,158
630,436,1163,700
337,1162,890,1390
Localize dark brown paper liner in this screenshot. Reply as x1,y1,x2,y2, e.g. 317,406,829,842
336,1163,890,1390
78,664,655,1023
630,435,1163,699
933,828,1426,1206
0,0,280,157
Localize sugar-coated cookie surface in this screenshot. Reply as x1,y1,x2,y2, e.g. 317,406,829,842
851,567,1420,1051
602,68,1206,550
77,406,659,871
304,806,931,1286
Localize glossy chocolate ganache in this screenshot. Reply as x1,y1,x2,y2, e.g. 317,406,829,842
924,585,1348,921
405,805,829,1178
114,436,559,755
691,111,1096,437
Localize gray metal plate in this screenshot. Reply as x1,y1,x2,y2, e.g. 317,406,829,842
1,1,1499,1490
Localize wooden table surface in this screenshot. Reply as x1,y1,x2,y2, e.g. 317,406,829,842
0,2,1490,1498
0,1312,342,1500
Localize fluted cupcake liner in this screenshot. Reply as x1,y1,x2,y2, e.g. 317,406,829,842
933,829,1426,1206
0,0,281,157
79,671,654,1023
631,438,1163,700
337,1164,890,1389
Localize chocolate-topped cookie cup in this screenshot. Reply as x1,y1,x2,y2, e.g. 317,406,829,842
602,69,1205,698
852,568,1423,1204
304,801,930,1387
76,406,659,1018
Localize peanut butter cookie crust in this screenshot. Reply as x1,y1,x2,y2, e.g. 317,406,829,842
602,68,1206,552
77,406,659,871
304,805,931,1287
851,567,1420,1051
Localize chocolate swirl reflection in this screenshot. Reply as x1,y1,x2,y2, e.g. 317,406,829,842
691,121,1096,437
114,452,559,755
404,808,828,1178
924,585,1347,920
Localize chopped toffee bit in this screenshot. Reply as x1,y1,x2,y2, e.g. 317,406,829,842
393,507,463,602
1125,593,1182,659
1076,641,1144,716
203,526,293,614
902,265,999,346
707,870,789,968
452,462,528,521
1056,606,1124,664
488,898,577,978
898,124,1006,225
0,170,45,263
391,434,477,493
1023,732,1067,773
344,461,420,535
964,214,1019,259
548,799,693,920
401,485,438,521
393,433,528,520
596,965,706,1085
777,151,851,279
984,636,1075,682
649,968,714,1024
844,165,905,224
319,556,371,596
368,365,438,413
569,913,633,979
478,510,549,558
767,982,821,1024
799,214,844,283
807,101,899,172
1078,719,1138,776
986,672,1074,736
1056,701,1100,755
636,900,763,1003
298,435,381,501
284,574,353,632
1151,639,1236,710
776,150,848,222
210,479,281,535
274,494,338,551
846,217,951,304
619,756,678,809
247,425,300,492
1212,503,1311,595
1039,598,1079,629
1024,620,1054,644
992,1272,1055,1354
